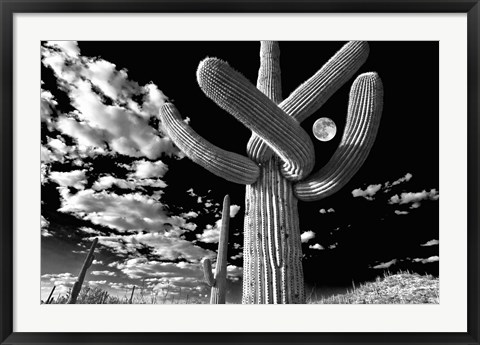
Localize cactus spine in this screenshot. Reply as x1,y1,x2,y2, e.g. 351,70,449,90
160,41,383,303
67,238,98,304
202,195,230,304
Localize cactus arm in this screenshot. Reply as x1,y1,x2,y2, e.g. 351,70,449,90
67,238,98,304
159,103,260,185
202,258,215,287
247,41,282,163
256,41,282,103
197,58,315,181
247,41,370,162
294,72,383,202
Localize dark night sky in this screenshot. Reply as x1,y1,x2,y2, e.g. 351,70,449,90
41,41,439,303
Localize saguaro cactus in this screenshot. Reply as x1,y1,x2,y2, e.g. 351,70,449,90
67,238,98,304
46,285,56,304
202,195,231,304
160,41,383,303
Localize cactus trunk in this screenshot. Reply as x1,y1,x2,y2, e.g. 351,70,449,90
242,157,304,304
67,238,98,304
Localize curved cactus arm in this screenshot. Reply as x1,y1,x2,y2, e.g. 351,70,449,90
294,72,383,202
197,58,315,181
160,103,260,185
248,41,370,162
202,258,215,287
247,41,282,162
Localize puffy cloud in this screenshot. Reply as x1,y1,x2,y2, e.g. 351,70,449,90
92,259,103,265
50,170,87,190
230,205,241,218
42,41,180,160
196,219,223,243
92,176,135,191
45,41,80,58
319,208,335,214
394,210,409,215
389,189,439,206
97,232,213,262
309,243,324,250
41,216,53,237
420,239,439,247
41,89,57,130
47,137,69,155
351,184,382,200
78,227,103,235
372,259,397,269
88,280,107,286
227,265,243,281
58,189,177,232
413,256,439,264
181,211,198,219
301,230,315,243
41,272,78,287
110,258,203,280
91,270,116,276
131,160,168,179
56,116,106,148
385,173,413,189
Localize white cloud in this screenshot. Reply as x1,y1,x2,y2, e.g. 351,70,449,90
110,258,203,281
80,226,102,234
41,272,78,287
92,259,103,265
227,265,243,281
230,205,241,218
420,239,439,247
413,256,439,264
57,116,106,148
42,42,180,160
88,280,107,286
91,270,116,276
132,160,168,179
372,259,397,269
45,41,80,58
351,184,382,200
385,173,413,189
394,210,409,215
181,211,198,219
319,208,335,214
50,170,87,190
58,189,179,232
196,219,223,244
309,243,324,250
389,189,439,205
301,230,315,243
97,232,213,262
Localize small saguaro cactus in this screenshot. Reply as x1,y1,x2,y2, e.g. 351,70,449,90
128,286,136,304
202,195,231,304
67,238,98,304
160,41,383,304
46,285,56,304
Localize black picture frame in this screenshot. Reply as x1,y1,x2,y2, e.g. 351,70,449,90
1,1,478,344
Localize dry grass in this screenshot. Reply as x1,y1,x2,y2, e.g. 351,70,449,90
309,271,439,304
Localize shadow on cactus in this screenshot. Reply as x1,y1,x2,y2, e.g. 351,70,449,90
159,41,383,304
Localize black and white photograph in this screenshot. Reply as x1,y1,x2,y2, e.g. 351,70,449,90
40,40,439,305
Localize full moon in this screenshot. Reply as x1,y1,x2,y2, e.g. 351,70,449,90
312,117,337,142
